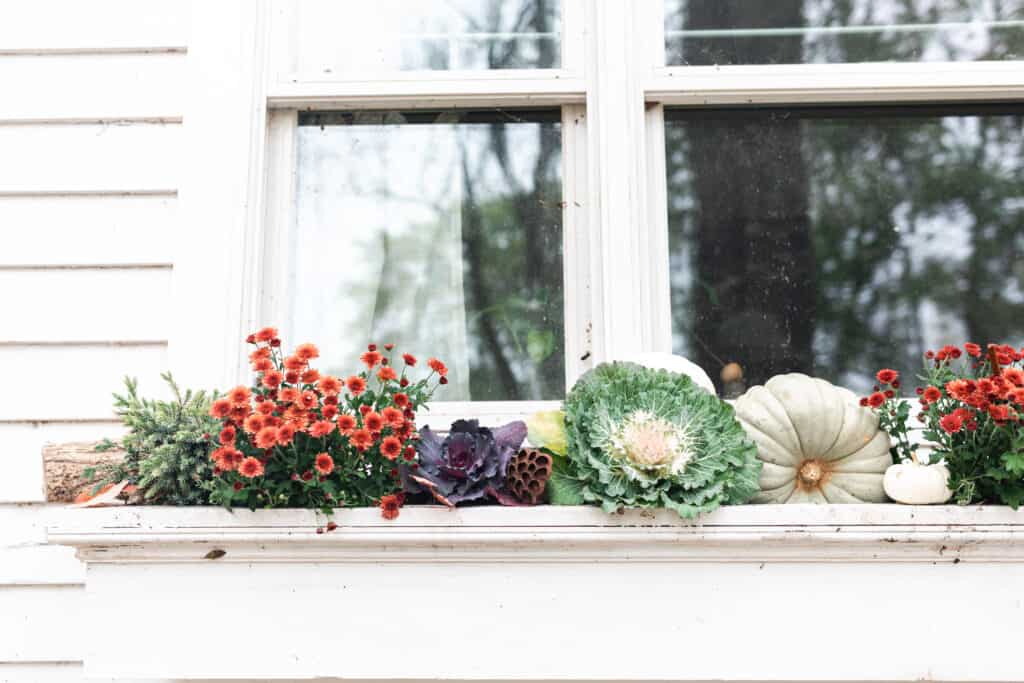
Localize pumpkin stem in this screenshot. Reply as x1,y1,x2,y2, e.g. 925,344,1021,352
797,460,826,489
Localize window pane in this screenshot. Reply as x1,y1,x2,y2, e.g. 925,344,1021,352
292,1,560,75
665,104,1024,394
665,0,1024,65
293,110,565,402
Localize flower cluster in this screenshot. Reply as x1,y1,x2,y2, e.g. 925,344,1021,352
865,343,1024,507
207,327,446,517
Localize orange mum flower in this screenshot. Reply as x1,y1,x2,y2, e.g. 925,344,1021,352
254,327,278,342
301,368,320,384
255,426,278,449
229,405,251,422
283,355,306,371
1003,368,1024,387
252,357,274,373
227,385,252,406
244,414,265,434
346,375,367,396
209,398,232,419
380,436,402,460
360,350,382,369
377,366,397,382
364,411,384,432
250,347,271,361
219,426,237,445
382,406,404,428
284,371,299,385
427,358,448,376
239,457,265,478
402,353,417,366
350,429,374,451
295,343,320,361
318,375,342,396
379,494,402,520
276,423,297,446
279,387,300,404
299,390,319,410
392,392,409,408
321,404,339,420
337,414,357,435
314,452,334,475
256,401,275,416
309,420,335,438
262,370,284,389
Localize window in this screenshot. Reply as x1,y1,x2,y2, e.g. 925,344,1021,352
665,103,1024,395
290,109,565,401
183,1,1024,414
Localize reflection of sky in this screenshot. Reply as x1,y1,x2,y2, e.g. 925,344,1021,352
292,117,559,400
292,0,560,74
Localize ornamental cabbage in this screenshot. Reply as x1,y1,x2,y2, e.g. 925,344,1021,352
402,419,527,505
550,362,761,518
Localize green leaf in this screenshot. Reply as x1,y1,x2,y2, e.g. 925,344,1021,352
1001,451,1024,476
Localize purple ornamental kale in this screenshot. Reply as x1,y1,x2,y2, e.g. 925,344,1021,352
401,419,527,506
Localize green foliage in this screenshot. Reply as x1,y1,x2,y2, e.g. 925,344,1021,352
555,362,761,518
91,373,219,505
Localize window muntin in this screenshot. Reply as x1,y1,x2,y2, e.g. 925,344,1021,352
291,109,565,402
290,0,562,76
664,0,1024,66
665,103,1024,395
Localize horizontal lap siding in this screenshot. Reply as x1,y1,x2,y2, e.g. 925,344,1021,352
0,2,190,671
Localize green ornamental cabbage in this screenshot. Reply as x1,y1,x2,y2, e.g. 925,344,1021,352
550,362,761,518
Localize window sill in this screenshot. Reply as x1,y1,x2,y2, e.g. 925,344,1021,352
48,505,1024,681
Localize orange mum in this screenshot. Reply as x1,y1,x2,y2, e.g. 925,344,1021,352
219,426,236,445
295,343,320,361
262,370,284,389
279,387,300,404
364,411,384,432
309,420,335,438
252,358,274,373
239,457,265,478
377,366,397,382
314,452,334,475
337,414,357,435
427,357,448,376
244,414,265,434
382,406,404,428
209,399,232,419
255,327,278,342
301,368,320,384
346,375,366,396
321,404,339,420
360,350,382,369
350,429,374,451
380,436,402,460
299,390,319,410
227,385,252,406
283,355,306,371
255,426,278,449
379,494,402,520
276,423,297,446
392,392,409,408
318,375,342,396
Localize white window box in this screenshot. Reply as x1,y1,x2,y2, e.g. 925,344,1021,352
49,504,1024,681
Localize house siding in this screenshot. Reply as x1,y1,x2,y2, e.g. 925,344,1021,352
0,3,188,680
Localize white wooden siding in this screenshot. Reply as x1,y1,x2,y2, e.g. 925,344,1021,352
0,1,190,675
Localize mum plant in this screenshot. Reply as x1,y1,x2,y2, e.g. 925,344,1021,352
865,343,1024,507
549,362,761,518
208,327,446,518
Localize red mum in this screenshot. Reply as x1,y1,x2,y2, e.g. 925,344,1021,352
360,350,382,369
262,370,284,389
219,426,237,445
299,390,319,410
239,457,265,478
377,366,397,382
254,327,278,342
380,436,402,460
252,357,274,373
964,342,982,357
1003,368,1024,387
364,411,384,432
314,452,334,475
346,376,367,396
940,412,964,434
393,392,409,408
427,357,448,376
922,386,942,404
875,369,899,385
402,353,417,366
867,392,886,408
379,494,402,520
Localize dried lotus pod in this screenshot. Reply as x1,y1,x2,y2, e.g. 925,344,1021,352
505,448,553,505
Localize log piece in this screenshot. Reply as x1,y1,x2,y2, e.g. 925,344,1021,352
44,441,124,503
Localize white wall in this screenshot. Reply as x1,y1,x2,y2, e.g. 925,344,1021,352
0,2,187,680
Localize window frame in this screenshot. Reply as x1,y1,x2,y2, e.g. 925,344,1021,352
169,0,1024,419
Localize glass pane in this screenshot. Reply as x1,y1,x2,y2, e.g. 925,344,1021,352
292,110,565,402
665,0,1024,65
292,1,560,75
665,104,1024,395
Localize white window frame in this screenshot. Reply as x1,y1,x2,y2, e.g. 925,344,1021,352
170,0,1024,420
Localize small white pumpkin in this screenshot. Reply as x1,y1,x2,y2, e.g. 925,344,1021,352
883,462,953,504
734,373,890,503
616,353,716,395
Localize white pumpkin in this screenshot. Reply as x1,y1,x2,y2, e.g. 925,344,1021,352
734,373,891,503
617,353,716,395
883,462,953,505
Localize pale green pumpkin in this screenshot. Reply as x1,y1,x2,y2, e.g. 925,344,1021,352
735,373,891,503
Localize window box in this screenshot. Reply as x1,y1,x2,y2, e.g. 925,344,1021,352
49,504,1024,681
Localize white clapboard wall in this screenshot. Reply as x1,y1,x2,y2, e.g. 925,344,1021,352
0,2,186,681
